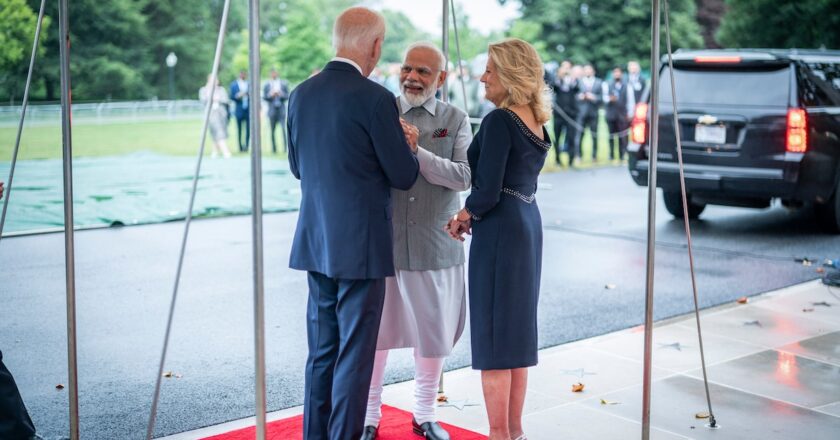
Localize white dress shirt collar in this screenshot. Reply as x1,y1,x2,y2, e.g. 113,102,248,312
331,57,363,75
399,94,437,116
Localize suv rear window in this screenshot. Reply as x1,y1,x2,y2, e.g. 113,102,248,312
660,66,790,107
798,61,840,106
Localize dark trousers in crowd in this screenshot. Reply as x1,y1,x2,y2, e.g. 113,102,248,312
0,350,36,439
552,111,576,165
303,272,385,440
606,117,628,160
236,115,250,152
574,110,600,165
267,107,288,153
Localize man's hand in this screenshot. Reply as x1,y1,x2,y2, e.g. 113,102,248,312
400,118,419,153
445,215,471,241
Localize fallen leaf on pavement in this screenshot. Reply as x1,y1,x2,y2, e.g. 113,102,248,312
695,411,710,419
599,398,620,405
436,395,448,403
736,297,748,304
605,284,617,290
572,382,585,392
163,371,174,378
55,384,65,390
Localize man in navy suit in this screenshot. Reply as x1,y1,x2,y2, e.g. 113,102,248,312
229,70,250,152
286,7,420,439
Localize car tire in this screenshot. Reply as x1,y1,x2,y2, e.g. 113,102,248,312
815,179,840,233
663,190,705,219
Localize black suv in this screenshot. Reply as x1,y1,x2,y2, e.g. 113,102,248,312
627,49,840,232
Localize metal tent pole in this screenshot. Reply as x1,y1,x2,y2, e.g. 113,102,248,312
248,0,267,438
641,0,661,438
449,0,469,113
441,0,450,101
662,0,717,428
58,0,80,438
0,0,46,243
145,1,232,438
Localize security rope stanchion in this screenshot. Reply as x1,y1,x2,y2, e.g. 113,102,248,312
145,1,232,438
0,0,46,244
247,0,268,438
641,0,661,438
663,0,718,428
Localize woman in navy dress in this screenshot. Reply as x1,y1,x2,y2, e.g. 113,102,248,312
446,39,551,440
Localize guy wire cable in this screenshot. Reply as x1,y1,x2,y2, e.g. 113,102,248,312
0,0,47,244
145,0,232,438
449,0,470,115
663,0,717,428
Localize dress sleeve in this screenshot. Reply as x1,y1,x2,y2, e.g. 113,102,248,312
464,110,512,220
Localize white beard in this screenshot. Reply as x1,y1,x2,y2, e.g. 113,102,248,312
401,82,435,108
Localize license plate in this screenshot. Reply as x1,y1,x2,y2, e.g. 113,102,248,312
695,124,726,144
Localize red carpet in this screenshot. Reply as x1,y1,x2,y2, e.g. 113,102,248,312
202,405,487,440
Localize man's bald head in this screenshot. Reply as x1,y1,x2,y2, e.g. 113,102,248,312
332,7,386,76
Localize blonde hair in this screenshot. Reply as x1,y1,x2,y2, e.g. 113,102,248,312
487,38,552,125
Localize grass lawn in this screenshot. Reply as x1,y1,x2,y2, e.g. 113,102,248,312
0,115,624,172
0,118,286,160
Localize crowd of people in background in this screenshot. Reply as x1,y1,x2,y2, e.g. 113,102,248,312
547,60,648,168
195,57,647,171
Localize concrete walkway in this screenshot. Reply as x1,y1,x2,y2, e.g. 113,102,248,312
162,279,840,439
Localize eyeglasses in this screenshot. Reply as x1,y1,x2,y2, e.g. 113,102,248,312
401,65,438,78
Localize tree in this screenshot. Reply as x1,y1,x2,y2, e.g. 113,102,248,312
141,0,247,99
0,0,49,103
446,4,503,66
380,10,432,64
25,0,155,101
511,0,703,75
717,0,840,49
271,1,332,83
695,0,725,48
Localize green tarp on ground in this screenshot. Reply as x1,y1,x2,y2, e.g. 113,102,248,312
0,152,301,234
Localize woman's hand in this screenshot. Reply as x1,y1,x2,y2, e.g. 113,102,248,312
444,208,472,241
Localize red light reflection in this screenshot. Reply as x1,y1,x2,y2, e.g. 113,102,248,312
774,351,801,389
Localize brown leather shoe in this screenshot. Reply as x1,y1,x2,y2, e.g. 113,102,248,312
360,425,378,440
412,418,450,440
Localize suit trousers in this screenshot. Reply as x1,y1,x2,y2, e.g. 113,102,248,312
236,114,250,152
0,350,36,439
552,112,576,163
575,109,600,163
267,106,288,153
304,272,386,440
606,118,628,160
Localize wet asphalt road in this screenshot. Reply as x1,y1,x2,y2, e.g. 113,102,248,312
1,165,837,439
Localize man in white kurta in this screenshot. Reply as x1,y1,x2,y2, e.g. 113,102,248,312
362,42,472,440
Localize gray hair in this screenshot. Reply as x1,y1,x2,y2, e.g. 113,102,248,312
403,41,446,71
332,7,386,53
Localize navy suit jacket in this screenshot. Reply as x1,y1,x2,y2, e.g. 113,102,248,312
229,79,249,119
287,61,419,280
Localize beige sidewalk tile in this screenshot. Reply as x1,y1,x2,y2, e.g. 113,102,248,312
675,304,837,348
522,403,689,440
587,321,765,373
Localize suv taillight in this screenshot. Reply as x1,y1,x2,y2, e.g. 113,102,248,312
631,103,648,144
786,108,807,153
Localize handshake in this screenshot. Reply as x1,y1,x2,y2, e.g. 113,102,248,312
400,118,419,153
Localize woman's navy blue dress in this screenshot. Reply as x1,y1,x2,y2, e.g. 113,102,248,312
465,108,550,370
